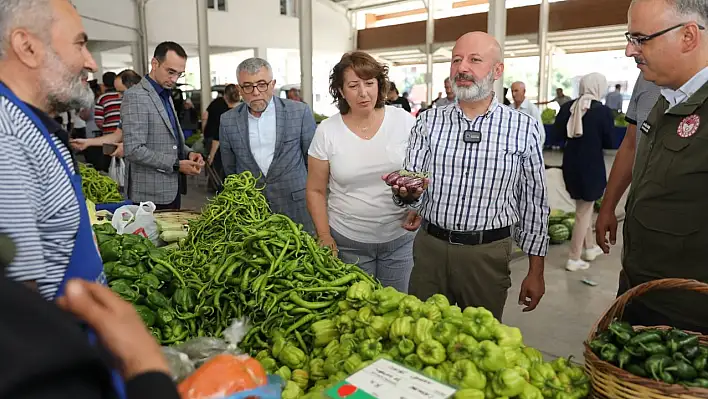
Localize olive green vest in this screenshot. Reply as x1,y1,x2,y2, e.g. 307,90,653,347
623,80,708,330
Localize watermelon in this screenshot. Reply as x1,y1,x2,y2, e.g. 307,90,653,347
549,209,566,224
562,218,575,231
594,196,603,211
549,224,570,244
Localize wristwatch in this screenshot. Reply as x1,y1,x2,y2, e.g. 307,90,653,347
173,159,180,172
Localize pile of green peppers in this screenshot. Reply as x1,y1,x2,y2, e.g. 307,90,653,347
590,320,708,388
252,289,590,399
79,163,123,203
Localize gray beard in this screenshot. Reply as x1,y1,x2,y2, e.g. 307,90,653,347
41,46,94,113
451,71,495,102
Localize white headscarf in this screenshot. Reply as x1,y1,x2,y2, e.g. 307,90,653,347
567,72,608,138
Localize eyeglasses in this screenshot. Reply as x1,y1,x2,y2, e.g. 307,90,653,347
240,80,272,94
625,22,705,47
160,63,185,79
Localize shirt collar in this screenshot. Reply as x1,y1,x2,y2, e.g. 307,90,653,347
454,93,499,120
514,98,531,110
146,75,170,96
661,66,708,108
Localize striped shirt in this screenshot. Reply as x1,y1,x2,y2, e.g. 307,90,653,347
0,97,80,299
94,90,122,134
404,98,550,256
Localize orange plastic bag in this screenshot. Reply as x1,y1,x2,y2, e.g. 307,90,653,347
178,354,268,399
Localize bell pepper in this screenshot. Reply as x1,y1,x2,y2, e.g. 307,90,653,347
356,360,373,373
135,259,148,274
589,330,613,354
413,317,435,345
111,265,140,280
133,304,155,327
628,330,663,346
685,378,708,388
383,310,399,324
121,234,143,249
670,360,698,380
281,380,303,399
146,290,171,310
345,309,358,321
462,307,498,341
494,325,523,350
161,319,187,344
438,361,454,376
374,353,393,362
627,363,648,377
255,350,271,361
639,342,669,356
347,281,373,305
103,261,118,277
422,366,447,382
108,280,139,302
260,357,278,373
155,308,173,327
172,287,196,311
683,345,701,360
344,353,363,374
693,352,708,371
137,273,161,293
292,369,309,391
447,333,479,362
403,354,424,370
492,368,526,397
448,359,486,390
356,306,374,328
338,300,352,312
426,293,451,311
369,316,390,338
442,305,462,320
311,319,340,348
149,262,173,283
599,343,619,363
335,314,354,334
417,339,447,365
355,328,368,342
668,334,699,354
608,320,635,345
504,349,529,369
529,363,561,397
644,354,673,381
618,350,632,369
432,321,458,346
388,346,401,360
323,356,340,377
279,343,308,370
389,316,414,342
398,338,416,356
132,242,149,256
370,286,405,315
522,347,544,365
93,223,117,235
99,239,122,262
323,340,340,359
453,388,485,399
399,295,424,319
422,303,443,322
339,335,357,354
358,338,383,361
119,249,141,267
471,341,506,372
518,383,543,399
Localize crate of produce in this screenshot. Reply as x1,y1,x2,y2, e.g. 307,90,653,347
584,278,708,399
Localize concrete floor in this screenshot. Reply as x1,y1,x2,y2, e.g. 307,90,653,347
179,149,627,363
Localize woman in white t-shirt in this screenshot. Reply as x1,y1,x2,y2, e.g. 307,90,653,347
306,52,417,292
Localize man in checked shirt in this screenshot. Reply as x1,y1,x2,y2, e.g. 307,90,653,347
388,32,550,320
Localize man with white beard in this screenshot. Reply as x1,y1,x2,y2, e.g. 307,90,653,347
0,0,103,300
390,32,550,320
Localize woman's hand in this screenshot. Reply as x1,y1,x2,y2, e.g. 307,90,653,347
403,211,422,231
318,234,338,255
56,279,169,380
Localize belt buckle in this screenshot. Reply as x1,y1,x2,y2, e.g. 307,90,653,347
448,230,484,245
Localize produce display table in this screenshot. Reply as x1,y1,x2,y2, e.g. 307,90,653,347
95,200,133,213
544,124,627,149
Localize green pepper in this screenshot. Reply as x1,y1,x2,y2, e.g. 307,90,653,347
447,333,479,362
403,354,424,370
640,342,669,356
260,357,278,373
358,338,383,361
518,383,544,399
103,261,119,277
119,249,140,267
462,307,498,341
387,346,401,360
137,273,161,293
276,365,292,383
683,345,700,360
618,350,633,369
323,340,340,359
133,304,155,327
146,290,171,310
493,324,523,349
417,339,446,365
625,344,647,358
669,360,698,381
693,353,708,371
172,287,196,311
425,293,450,312
669,335,699,354
608,320,635,345
421,303,443,322
323,356,339,377
413,318,435,345
389,316,414,342
279,343,308,370
111,265,139,280
291,369,309,391
701,370,708,379
522,346,544,365
644,354,673,381
491,367,526,397
311,319,340,348
684,378,708,388
335,314,354,334
397,338,416,356
132,242,149,256
471,340,505,372
355,306,374,328
422,366,447,383
346,281,373,305
600,344,619,363
432,321,458,346
442,305,462,320
529,363,562,398
368,316,390,338
398,295,423,319
344,353,363,374
369,286,405,315
453,389,485,399
626,363,648,377
281,380,302,399
120,234,142,249
628,330,663,346
93,223,117,235
155,308,174,327
660,371,675,384
505,349,531,369
448,359,486,390
109,280,139,302
309,358,326,381
99,239,122,262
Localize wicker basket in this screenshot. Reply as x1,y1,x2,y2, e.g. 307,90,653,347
584,278,708,399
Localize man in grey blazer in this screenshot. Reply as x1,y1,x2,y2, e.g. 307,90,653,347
122,42,203,209
220,58,315,233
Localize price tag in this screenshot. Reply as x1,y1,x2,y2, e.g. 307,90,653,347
325,359,457,399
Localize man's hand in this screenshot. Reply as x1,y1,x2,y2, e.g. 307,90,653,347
519,268,545,312
179,160,202,176
56,280,169,380
110,142,124,158
595,208,618,254
70,138,90,152
189,151,205,165
318,234,338,255
382,174,428,201
403,211,422,231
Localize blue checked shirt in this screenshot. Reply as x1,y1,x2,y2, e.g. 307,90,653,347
403,97,550,256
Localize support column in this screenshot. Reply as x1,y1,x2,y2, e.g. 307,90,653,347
131,42,145,75
254,47,268,59
537,0,550,103
350,11,359,51
299,0,314,107
425,0,435,105
137,0,149,75
196,0,211,115
487,0,506,103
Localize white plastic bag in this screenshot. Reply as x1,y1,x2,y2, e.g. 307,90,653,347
111,202,160,244
108,157,125,187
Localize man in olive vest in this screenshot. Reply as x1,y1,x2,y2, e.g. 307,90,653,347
621,0,708,333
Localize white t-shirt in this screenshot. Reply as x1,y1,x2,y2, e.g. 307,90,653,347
308,106,416,243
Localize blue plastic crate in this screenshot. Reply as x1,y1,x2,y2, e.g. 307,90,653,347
221,375,283,399
95,200,133,213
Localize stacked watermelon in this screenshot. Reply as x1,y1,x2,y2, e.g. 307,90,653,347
548,209,575,244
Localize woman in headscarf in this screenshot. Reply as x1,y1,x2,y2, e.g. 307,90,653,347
554,72,615,272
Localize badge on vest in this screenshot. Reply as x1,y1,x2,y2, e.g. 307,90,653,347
677,114,700,138
640,121,651,135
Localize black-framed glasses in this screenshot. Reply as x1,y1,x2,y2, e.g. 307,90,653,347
625,22,705,47
240,80,272,94
159,62,185,79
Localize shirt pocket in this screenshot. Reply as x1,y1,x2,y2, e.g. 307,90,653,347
660,132,706,189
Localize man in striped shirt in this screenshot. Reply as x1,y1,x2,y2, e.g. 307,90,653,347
95,71,122,135
391,32,550,320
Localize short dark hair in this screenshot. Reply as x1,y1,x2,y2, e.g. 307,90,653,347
117,69,142,89
102,72,116,88
329,51,389,115
615,84,621,89
154,41,188,62
224,83,240,102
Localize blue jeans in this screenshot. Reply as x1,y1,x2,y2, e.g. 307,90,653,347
330,228,415,293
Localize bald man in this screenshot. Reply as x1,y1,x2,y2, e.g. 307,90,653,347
511,81,545,144
392,32,550,320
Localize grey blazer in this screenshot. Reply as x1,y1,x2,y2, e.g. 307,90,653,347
122,78,191,204
219,97,315,233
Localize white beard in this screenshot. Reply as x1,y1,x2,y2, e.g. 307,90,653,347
40,46,94,113
451,70,495,102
